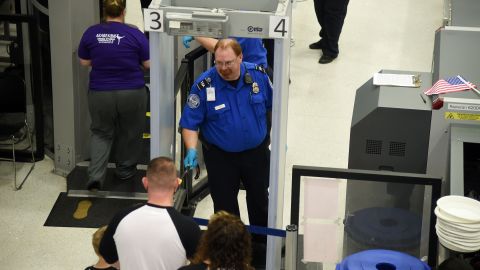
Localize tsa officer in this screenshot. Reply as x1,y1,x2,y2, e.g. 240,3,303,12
183,36,272,79
179,38,272,230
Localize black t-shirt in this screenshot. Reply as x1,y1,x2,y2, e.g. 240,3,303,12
227,78,240,88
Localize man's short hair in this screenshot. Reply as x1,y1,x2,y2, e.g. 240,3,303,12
214,38,243,56
146,157,177,188
92,225,108,256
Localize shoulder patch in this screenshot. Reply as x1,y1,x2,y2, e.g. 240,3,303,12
187,94,200,109
196,77,211,91
254,65,267,74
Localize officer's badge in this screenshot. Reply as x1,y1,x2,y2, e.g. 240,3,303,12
196,77,212,90
252,82,259,94
187,94,200,109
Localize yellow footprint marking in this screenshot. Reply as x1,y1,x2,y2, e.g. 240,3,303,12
73,200,92,220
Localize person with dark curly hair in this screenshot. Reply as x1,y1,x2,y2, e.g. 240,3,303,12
178,211,254,270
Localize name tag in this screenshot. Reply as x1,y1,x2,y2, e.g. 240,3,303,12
206,87,216,101
214,104,225,110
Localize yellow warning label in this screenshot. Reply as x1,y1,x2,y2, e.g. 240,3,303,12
146,112,150,117
143,133,151,139
445,112,480,121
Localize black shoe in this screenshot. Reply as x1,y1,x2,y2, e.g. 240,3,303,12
86,180,101,191
319,54,336,64
309,40,323,50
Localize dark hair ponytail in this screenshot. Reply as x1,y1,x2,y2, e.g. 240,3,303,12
103,0,125,18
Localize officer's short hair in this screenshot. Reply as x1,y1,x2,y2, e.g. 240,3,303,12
214,39,243,56
146,157,177,188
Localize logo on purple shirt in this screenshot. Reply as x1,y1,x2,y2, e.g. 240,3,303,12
96,33,125,45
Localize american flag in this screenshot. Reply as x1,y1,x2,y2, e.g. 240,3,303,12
424,75,477,96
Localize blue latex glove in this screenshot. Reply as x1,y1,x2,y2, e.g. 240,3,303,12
184,148,198,169
182,36,194,48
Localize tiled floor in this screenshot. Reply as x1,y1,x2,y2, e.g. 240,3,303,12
0,0,443,269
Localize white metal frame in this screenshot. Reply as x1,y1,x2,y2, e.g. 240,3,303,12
147,1,291,268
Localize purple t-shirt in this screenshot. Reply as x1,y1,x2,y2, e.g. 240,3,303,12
78,22,149,91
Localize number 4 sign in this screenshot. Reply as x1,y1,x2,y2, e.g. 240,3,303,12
144,9,164,32
269,16,290,39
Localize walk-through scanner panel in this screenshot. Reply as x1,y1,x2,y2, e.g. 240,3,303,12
146,1,292,269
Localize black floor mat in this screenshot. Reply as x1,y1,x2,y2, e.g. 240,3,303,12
67,166,147,192
44,192,145,228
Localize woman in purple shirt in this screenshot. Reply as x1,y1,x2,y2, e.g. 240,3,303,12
78,0,150,190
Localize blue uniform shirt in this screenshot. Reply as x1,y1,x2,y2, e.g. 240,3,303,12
235,38,268,68
179,62,273,152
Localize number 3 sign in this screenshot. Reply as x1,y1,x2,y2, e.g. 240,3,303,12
269,16,290,38
144,9,164,32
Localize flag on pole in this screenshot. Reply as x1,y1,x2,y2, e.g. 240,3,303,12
424,75,477,96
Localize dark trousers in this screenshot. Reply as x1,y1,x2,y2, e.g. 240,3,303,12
263,39,275,71
202,139,270,230
87,88,147,183
313,0,350,57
